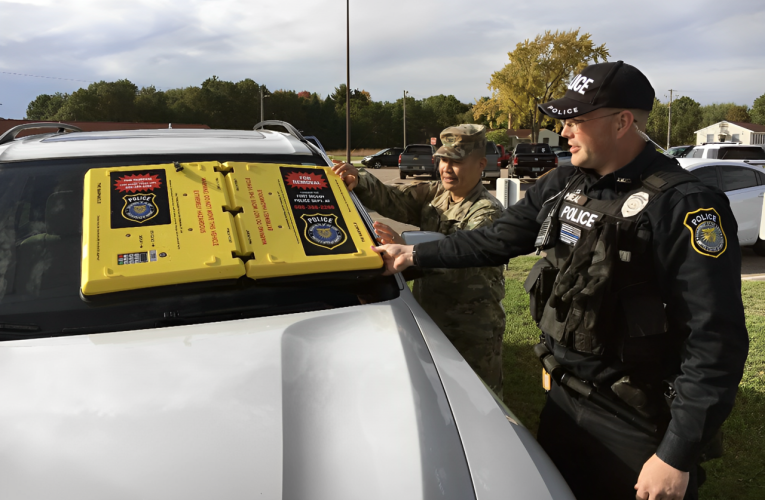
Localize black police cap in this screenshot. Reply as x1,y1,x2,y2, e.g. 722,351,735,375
538,61,655,119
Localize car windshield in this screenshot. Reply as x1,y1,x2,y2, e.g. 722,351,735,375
405,146,433,155
0,154,398,341
718,147,765,160
515,144,550,154
666,147,690,157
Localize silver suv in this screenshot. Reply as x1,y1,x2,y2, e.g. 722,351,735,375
0,121,571,499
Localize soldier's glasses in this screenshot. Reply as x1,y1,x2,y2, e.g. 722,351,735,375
560,111,624,132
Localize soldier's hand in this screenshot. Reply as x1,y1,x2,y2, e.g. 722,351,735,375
634,454,689,500
372,244,415,275
373,221,405,245
331,162,359,190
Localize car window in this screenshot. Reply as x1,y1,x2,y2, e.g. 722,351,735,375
718,147,765,160
705,149,718,159
688,147,704,159
514,144,531,154
0,156,398,341
405,146,433,155
719,166,759,191
557,152,572,158
531,145,550,154
485,142,498,154
690,166,720,189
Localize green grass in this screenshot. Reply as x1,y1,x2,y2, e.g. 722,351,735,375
499,256,765,499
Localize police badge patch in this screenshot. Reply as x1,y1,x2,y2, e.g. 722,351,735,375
301,213,348,250
684,208,727,258
122,194,159,223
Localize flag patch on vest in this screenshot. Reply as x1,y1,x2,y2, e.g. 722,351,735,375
683,208,727,257
560,223,581,245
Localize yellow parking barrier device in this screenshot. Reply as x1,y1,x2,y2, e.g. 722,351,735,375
224,163,382,279
81,162,245,295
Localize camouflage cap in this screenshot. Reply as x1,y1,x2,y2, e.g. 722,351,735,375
435,124,487,160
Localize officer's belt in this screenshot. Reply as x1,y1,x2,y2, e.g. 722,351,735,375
533,342,659,436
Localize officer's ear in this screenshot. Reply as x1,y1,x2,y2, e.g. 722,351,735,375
615,110,636,138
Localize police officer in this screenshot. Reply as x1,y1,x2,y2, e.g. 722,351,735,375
332,124,507,395
371,61,749,499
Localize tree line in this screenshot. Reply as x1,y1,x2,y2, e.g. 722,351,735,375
25,30,765,151
25,78,475,151
645,98,765,147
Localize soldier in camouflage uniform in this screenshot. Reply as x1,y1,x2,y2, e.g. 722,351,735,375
332,124,507,395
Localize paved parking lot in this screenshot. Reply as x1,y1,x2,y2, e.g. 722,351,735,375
360,166,765,278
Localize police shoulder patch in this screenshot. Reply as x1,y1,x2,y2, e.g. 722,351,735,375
683,208,727,258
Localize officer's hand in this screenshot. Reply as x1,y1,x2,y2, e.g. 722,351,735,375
634,454,689,500
331,162,359,190
372,244,414,275
373,221,405,245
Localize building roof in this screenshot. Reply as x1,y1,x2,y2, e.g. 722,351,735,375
694,121,765,133
730,122,765,132
506,129,531,138
0,119,209,139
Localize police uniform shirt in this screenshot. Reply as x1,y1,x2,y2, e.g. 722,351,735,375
415,142,749,472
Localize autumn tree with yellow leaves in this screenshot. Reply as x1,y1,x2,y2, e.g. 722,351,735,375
474,29,609,143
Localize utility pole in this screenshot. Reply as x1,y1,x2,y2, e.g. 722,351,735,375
260,86,269,123
666,89,676,149
403,90,408,147
345,0,351,164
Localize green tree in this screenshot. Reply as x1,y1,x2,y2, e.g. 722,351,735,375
473,29,609,143
700,103,750,128
725,104,751,123
646,98,668,147
646,96,703,147
135,86,170,123
25,92,69,120
752,93,765,125
486,130,511,148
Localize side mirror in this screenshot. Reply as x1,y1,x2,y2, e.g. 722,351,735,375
401,231,446,245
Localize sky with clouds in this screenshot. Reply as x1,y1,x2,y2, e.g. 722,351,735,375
1,0,764,120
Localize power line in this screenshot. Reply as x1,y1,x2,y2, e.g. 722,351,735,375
1,71,93,84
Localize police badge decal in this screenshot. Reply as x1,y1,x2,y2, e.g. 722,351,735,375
301,213,348,250
122,193,158,223
684,208,727,257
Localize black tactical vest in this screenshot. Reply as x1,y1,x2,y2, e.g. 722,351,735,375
524,168,697,364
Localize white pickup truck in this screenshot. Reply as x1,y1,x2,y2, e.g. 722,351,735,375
678,143,765,168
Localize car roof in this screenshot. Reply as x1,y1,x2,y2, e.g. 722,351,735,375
0,128,316,163
679,159,764,171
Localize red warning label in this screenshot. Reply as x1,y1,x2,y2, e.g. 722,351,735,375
114,173,163,193
284,171,329,190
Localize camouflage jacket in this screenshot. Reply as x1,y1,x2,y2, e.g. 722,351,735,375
355,170,506,340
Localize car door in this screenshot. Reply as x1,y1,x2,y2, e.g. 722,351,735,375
718,165,764,245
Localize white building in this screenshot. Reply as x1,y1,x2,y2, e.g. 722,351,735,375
505,128,563,148
694,121,765,147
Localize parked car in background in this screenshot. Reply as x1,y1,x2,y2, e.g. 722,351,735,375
555,151,573,167
0,121,573,499
398,144,437,179
509,143,558,178
483,141,502,189
684,160,765,254
361,147,404,169
665,145,694,158
680,143,765,166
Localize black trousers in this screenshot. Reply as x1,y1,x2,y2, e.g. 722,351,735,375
537,383,701,500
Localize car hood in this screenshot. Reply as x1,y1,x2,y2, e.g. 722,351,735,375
0,301,474,500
